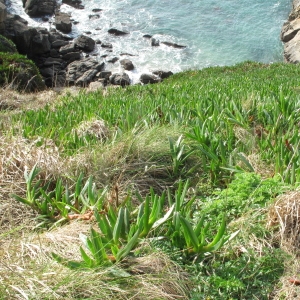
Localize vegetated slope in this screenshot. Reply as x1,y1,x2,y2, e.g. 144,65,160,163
1,61,300,300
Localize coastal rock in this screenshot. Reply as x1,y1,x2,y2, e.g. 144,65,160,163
66,57,104,85
153,70,173,79
281,18,300,42
97,71,112,79
51,39,69,48
101,42,113,48
284,31,300,63
120,58,134,71
108,28,129,36
24,0,56,17
76,69,100,86
59,42,76,54
31,28,51,54
62,0,84,9
289,0,300,21
75,34,95,52
107,57,118,63
151,37,160,46
55,12,72,33
161,41,186,49
139,73,160,84
89,14,100,20
282,0,300,64
63,51,81,62
109,72,130,86
43,57,64,67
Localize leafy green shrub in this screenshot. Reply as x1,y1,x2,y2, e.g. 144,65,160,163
0,52,45,91
190,248,287,300
199,172,287,223
0,35,17,53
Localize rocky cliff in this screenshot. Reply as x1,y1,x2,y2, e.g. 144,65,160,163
281,0,300,63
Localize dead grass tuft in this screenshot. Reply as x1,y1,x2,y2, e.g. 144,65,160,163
0,136,68,233
267,191,300,253
0,221,190,300
75,118,110,141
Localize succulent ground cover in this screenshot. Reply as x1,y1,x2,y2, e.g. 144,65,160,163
1,61,300,299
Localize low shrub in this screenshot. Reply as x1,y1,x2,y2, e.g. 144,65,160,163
0,52,45,92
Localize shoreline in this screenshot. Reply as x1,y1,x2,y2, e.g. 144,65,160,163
0,0,297,91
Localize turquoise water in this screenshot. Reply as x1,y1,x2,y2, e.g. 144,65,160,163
8,0,292,80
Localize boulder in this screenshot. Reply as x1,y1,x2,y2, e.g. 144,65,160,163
62,0,84,9
161,41,186,49
109,72,130,86
151,37,160,46
66,57,104,85
89,14,100,20
31,28,51,54
139,73,160,84
24,0,56,17
107,57,118,63
63,51,81,62
59,43,76,54
120,58,134,71
152,70,173,79
101,42,112,48
51,39,69,48
75,34,95,52
108,28,129,36
43,57,64,67
55,12,72,33
75,69,99,86
97,71,111,79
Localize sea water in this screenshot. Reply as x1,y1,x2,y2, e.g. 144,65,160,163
7,0,292,81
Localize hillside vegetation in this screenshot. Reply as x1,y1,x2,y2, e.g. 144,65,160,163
1,61,300,299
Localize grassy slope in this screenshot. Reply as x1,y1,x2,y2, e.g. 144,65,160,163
1,61,300,299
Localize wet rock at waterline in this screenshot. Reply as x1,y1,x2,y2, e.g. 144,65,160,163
24,0,56,17
55,12,72,33
120,58,134,71
74,35,95,52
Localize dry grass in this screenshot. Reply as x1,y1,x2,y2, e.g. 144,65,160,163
266,191,300,300
267,190,300,252
0,221,190,300
74,119,110,141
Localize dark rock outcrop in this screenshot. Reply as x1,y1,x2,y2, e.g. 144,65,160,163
120,58,134,71
108,28,129,36
75,34,95,52
139,73,160,84
55,12,72,33
62,0,84,9
24,0,56,17
153,70,173,79
66,57,104,86
109,72,130,86
151,37,160,46
161,41,186,49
